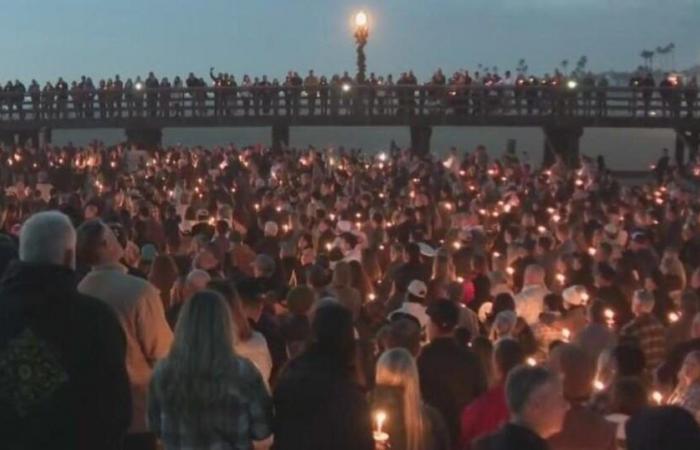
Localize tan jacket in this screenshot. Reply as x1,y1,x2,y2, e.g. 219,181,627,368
79,263,173,433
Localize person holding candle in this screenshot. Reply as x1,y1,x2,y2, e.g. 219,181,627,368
373,348,451,450
666,291,700,351
619,289,666,376
593,264,633,329
667,350,700,423
546,344,617,450
273,301,374,450
147,290,273,450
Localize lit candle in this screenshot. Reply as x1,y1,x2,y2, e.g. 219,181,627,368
581,292,589,304
594,380,605,391
604,308,615,325
325,243,332,252
456,276,464,283
561,328,571,343
453,242,462,250
526,357,537,367
537,225,546,234
668,312,680,323
506,267,515,276
493,251,501,258
368,293,377,301
588,247,597,256
652,391,663,405
552,214,561,223
556,273,565,284
373,411,389,445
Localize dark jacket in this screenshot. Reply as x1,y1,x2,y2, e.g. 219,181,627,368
272,350,373,450
0,262,131,450
418,337,487,445
474,423,549,450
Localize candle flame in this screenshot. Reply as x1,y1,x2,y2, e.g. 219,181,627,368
375,410,387,434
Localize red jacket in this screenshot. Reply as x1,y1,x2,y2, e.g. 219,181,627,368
460,384,509,450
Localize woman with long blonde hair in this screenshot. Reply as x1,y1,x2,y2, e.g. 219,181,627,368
148,290,272,450
374,348,450,450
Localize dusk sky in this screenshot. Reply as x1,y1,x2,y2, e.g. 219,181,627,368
1,0,698,83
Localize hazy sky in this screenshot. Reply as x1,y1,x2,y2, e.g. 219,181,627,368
1,0,698,83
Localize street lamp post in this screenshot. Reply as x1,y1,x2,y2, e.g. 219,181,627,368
353,11,369,83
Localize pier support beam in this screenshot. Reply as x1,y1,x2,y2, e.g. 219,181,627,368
676,129,700,169
410,125,432,156
0,128,51,148
543,125,583,168
271,123,290,151
125,128,162,149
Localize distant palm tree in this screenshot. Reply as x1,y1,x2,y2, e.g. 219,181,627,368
640,50,655,70
561,59,569,75
568,56,588,77
516,59,528,75
668,42,676,70
656,46,667,69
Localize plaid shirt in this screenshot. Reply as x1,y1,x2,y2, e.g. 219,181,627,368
148,356,272,450
620,313,666,372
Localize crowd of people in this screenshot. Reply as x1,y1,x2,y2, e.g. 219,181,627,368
2,137,700,450
0,68,697,120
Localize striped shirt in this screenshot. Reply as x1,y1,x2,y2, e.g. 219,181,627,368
620,313,666,373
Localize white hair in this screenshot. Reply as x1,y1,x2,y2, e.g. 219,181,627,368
264,221,279,237
19,211,76,268
186,269,211,291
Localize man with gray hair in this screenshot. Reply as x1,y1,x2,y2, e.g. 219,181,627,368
474,365,568,450
620,289,666,374
0,211,131,450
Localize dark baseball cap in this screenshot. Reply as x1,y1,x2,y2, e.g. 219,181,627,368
426,299,460,332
